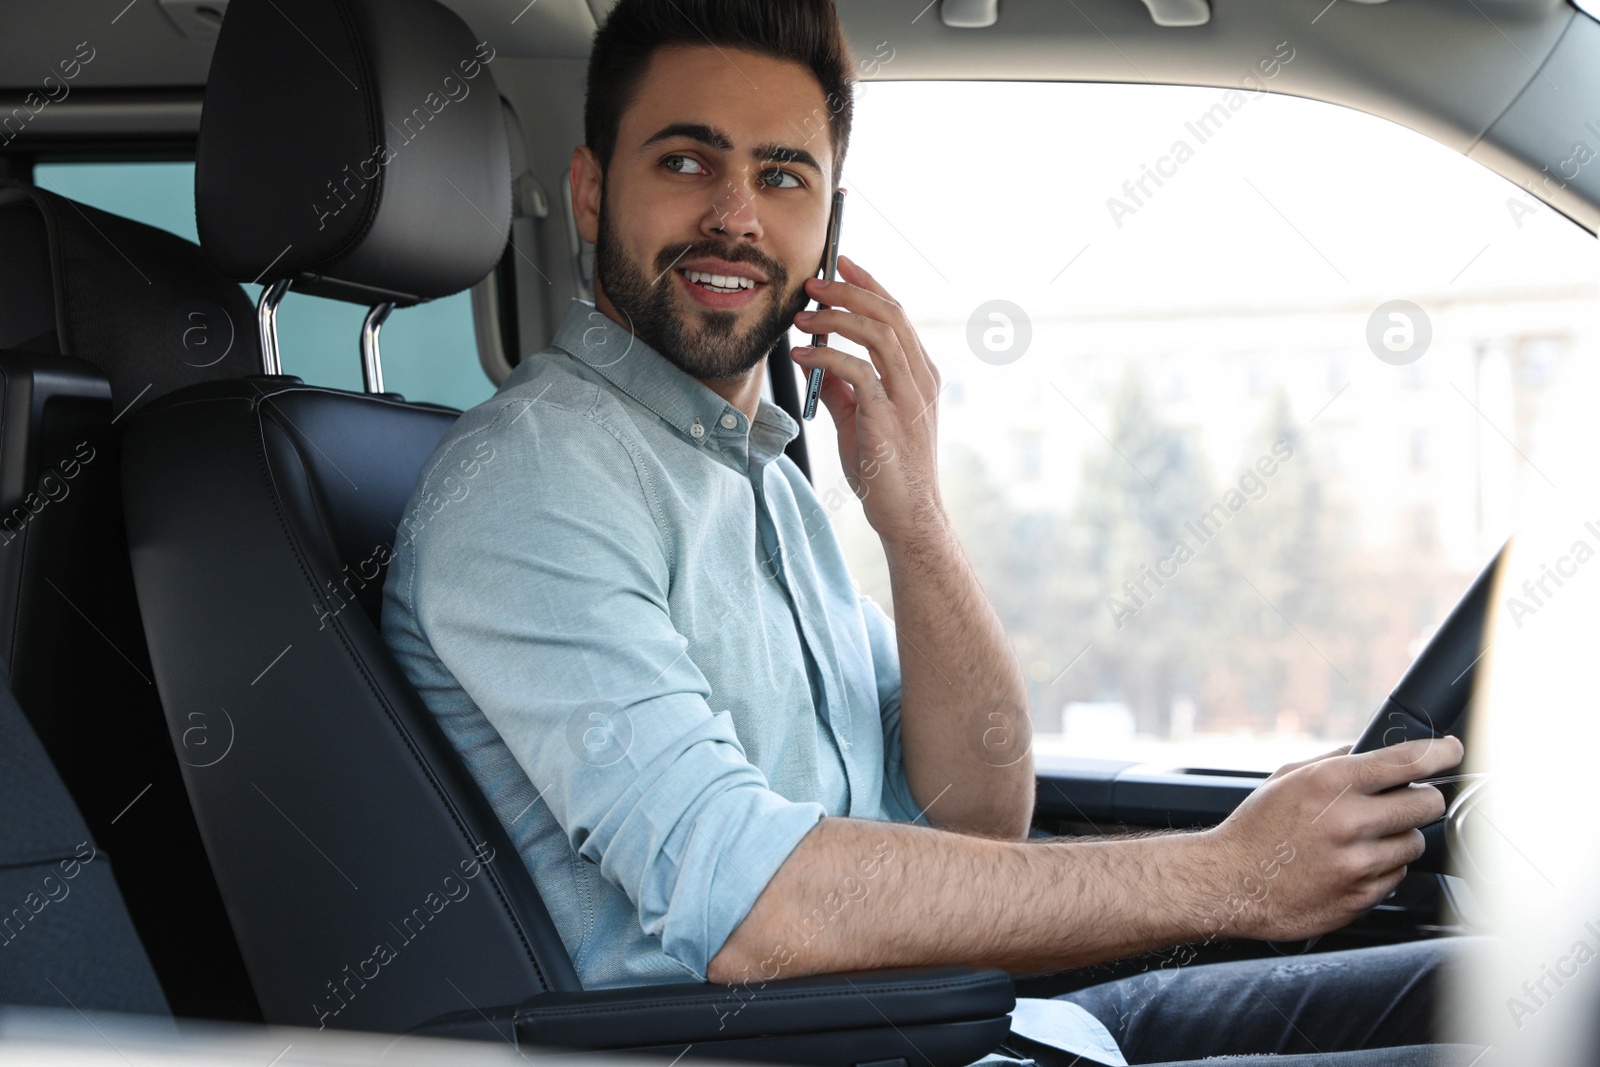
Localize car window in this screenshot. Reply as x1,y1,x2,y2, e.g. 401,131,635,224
803,79,1597,772
32,161,494,410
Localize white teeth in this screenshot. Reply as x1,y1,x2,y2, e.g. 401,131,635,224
684,269,755,291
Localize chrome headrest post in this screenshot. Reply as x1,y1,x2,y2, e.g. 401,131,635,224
256,279,291,376
361,303,394,394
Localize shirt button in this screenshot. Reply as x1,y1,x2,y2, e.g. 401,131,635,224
689,421,706,439
720,412,738,430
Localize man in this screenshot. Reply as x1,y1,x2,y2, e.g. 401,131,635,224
381,1,1482,1063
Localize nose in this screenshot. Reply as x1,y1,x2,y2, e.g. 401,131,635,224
702,170,764,241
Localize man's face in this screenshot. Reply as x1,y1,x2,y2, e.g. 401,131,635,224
576,44,836,381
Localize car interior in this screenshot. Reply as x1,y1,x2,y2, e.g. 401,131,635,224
2,0,1598,1063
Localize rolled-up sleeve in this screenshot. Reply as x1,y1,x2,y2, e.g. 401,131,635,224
859,593,927,826
410,399,825,979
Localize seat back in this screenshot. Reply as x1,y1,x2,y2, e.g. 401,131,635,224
0,182,262,1020
122,380,579,1033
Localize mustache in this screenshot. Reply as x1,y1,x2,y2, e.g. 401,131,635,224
653,240,788,285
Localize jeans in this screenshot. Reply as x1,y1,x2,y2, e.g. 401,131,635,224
1008,937,1489,1066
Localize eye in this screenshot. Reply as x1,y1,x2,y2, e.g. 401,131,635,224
761,167,803,190
663,154,707,176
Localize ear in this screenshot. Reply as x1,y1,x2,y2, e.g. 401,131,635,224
570,145,604,245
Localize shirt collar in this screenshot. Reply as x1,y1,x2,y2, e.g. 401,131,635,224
549,298,799,471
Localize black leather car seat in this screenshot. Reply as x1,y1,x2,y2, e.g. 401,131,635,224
0,182,261,1020
120,0,1015,1062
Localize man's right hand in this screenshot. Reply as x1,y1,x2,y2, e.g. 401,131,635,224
1201,736,1464,943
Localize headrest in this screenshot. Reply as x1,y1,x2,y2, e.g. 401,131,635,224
195,0,511,306
0,182,261,419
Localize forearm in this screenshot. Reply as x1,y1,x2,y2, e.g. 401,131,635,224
884,515,1033,838
708,814,1222,985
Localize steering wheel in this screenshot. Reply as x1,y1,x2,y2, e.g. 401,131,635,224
1346,541,1505,872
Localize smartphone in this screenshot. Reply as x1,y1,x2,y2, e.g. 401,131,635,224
802,187,847,420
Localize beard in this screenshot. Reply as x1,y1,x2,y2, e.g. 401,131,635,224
594,194,813,381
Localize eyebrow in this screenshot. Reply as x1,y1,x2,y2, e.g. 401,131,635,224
638,121,825,178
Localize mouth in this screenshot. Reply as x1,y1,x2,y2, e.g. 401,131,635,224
676,268,766,310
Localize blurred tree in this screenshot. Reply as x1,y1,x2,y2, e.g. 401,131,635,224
1209,387,1349,736
1062,368,1219,737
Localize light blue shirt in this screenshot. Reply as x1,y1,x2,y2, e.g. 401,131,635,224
382,297,928,988
381,297,1123,1065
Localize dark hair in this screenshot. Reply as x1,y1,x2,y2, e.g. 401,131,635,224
585,0,856,188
